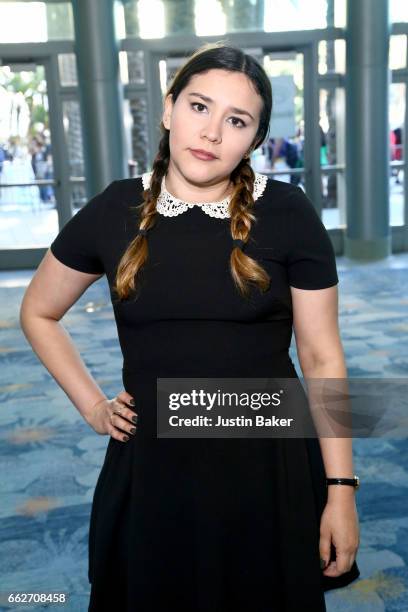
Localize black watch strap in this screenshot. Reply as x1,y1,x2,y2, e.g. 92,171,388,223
326,475,360,489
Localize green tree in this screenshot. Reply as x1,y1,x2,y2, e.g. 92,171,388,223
5,66,48,136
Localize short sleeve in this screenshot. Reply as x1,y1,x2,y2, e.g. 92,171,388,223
286,186,339,289
50,182,115,274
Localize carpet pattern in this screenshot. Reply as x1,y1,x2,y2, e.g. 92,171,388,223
0,254,407,611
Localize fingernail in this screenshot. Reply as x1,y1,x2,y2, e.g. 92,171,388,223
320,558,326,569
123,435,129,442
129,398,135,406
132,415,138,424
130,427,136,435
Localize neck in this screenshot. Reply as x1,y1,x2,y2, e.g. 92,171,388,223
163,161,233,204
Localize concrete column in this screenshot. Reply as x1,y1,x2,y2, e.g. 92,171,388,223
345,0,391,259
72,0,127,198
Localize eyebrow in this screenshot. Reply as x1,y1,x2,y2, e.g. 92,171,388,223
187,92,255,121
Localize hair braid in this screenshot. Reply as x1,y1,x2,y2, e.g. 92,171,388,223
229,158,271,298
112,133,170,303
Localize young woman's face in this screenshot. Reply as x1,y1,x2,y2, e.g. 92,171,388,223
162,69,263,184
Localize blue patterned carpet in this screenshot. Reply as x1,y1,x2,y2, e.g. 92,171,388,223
0,254,407,611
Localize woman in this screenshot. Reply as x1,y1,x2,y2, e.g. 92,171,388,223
20,43,360,611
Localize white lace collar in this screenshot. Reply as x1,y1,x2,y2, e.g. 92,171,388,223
141,171,268,219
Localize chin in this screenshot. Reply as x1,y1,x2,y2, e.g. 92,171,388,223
180,163,215,179
183,173,213,186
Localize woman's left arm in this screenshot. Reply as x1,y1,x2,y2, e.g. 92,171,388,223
290,284,360,577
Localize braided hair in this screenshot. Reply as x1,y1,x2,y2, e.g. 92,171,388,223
114,42,273,302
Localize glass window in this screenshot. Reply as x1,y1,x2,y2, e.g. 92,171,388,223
58,54,78,88
0,62,58,248
0,2,74,42
389,35,407,70
45,2,74,40
120,51,145,86
319,88,346,230
124,95,149,176
264,0,327,32
318,39,346,75
334,0,346,28
390,0,408,23
123,0,333,39
62,100,87,210
62,100,84,181
389,83,405,227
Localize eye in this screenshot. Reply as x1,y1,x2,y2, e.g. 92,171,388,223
190,102,246,128
190,102,207,113
229,116,246,128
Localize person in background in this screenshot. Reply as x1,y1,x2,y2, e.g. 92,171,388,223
269,136,302,185
0,142,13,198
390,127,403,184
30,136,53,203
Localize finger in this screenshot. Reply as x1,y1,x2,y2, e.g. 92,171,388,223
335,551,354,574
319,534,331,569
109,423,130,443
322,560,340,577
110,412,137,437
116,391,136,407
322,556,353,577
113,399,138,424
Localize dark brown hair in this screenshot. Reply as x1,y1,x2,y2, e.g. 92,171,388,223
114,41,273,302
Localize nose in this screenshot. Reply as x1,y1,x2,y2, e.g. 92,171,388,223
200,115,222,144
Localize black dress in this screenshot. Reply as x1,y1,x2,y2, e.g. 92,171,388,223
50,172,360,611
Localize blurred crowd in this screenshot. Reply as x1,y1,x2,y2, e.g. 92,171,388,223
0,130,54,204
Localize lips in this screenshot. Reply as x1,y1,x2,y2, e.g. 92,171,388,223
190,149,217,161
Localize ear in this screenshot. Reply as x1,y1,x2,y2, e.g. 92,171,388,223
162,93,173,130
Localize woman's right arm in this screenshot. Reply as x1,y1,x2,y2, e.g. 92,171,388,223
19,249,137,441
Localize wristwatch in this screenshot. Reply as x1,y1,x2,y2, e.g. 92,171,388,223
326,475,360,490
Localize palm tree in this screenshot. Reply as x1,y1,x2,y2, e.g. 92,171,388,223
5,66,48,137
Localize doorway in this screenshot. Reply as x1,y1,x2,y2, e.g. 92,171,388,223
0,50,76,270
0,60,59,250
